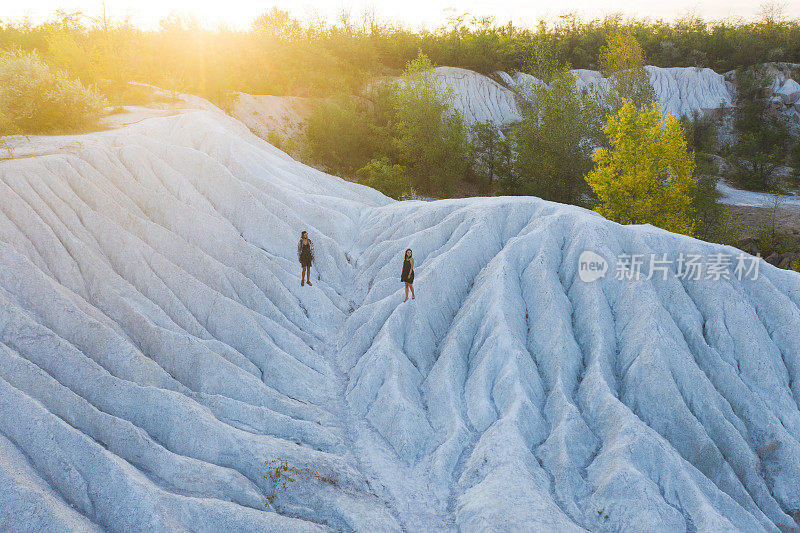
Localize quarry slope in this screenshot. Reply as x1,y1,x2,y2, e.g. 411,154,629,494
431,65,734,128
1,107,800,532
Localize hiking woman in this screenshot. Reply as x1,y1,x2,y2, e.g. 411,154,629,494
401,248,415,301
298,231,315,286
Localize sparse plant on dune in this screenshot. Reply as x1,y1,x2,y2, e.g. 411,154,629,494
265,458,299,505
264,458,339,507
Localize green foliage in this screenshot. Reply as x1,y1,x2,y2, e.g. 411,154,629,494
755,189,794,256
304,95,376,176
586,101,697,235
681,110,718,154
97,81,156,107
691,175,741,244
0,49,105,134
727,66,792,191
267,131,284,150
681,112,731,243
2,10,799,208
713,208,744,246
791,145,800,185
392,52,470,195
599,31,656,112
681,111,721,176
527,25,565,83
2,10,800,103
755,225,799,257
355,157,411,199
0,110,19,136
507,68,602,204
469,121,511,195
302,54,467,197
251,7,303,41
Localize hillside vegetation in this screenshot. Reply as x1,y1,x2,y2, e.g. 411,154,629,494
0,50,104,136
1,8,799,101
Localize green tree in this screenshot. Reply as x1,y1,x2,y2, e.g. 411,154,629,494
598,31,656,113
507,68,601,205
680,111,731,243
586,101,697,236
756,189,789,256
681,110,718,154
680,110,720,175
790,143,800,186
691,174,734,243
469,120,511,195
304,95,375,176
727,66,791,191
355,157,411,199
528,24,562,84
391,51,470,196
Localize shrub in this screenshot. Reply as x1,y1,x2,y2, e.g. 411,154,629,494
691,175,737,244
305,95,376,176
265,458,300,506
267,131,284,150
0,50,105,134
356,157,411,199
97,80,155,107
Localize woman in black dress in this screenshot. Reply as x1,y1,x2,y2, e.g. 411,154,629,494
297,231,315,286
401,248,415,302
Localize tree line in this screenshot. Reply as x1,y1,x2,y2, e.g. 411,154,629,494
1,7,799,105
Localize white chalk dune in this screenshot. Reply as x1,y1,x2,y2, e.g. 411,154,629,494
1,103,800,532
645,66,733,117
435,66,733,127
431,66,523,126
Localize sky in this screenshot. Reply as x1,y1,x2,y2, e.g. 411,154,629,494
4,0,798,30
